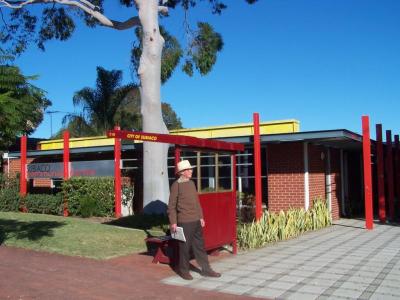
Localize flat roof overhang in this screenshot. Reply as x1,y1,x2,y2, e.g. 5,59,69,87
218,129,367,151
8,144,136,158
7,129,370,158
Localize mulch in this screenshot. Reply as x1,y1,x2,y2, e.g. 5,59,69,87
0,246,260,300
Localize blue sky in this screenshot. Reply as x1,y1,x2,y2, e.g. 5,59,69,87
13,0,400,139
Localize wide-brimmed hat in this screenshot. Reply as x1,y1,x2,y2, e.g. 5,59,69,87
176,160,195,174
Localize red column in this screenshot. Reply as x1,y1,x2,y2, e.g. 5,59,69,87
376,124,386,223
393,134,400,218
386,130,395,221
114,126,121,218
362,116,373,230
253,113,262,221
20,135,27,197
396,135,400,221
232,154,237,254
63,131,70,217
174,146,181,174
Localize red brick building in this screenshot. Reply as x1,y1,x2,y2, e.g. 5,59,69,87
3,124,368,221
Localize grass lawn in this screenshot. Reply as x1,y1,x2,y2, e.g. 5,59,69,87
0,211,167,259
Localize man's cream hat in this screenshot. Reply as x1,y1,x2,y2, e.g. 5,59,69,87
176,160,195,174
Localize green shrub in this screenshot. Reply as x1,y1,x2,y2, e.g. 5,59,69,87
237,198,332,250
0,175,20,212
62,177,114,217
79,196,98,218
24,193,63,215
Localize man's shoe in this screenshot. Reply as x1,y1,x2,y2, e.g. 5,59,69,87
201,270,221,278
178,272,193,280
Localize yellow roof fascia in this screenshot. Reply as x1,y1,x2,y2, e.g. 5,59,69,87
39,135,115,150
170,119,300,139
39,119,300,149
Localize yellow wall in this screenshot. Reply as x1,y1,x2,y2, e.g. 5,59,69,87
40,136,115,150
170,119,299,139
39,119,300,150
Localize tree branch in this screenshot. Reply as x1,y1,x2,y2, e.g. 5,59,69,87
0,0,141,30
158,6,168,16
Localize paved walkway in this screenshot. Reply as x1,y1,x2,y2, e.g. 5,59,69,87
162,219,400,300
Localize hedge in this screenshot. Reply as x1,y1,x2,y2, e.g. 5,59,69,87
24,193,64,215
61,177,117,217
0,175,134,218
0,175,20,212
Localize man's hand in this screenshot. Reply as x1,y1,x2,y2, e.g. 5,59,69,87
170,223,177,233
200,219,205,227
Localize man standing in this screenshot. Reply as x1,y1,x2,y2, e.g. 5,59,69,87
168,160,221,280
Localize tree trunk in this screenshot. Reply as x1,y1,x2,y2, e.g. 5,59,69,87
136,0,170,214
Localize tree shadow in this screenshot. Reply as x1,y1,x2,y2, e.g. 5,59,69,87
0,219,66,245
104,213,169,233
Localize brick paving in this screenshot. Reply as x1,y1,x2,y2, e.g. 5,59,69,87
0,246,259,300
163,219,400,300
2,219,400,300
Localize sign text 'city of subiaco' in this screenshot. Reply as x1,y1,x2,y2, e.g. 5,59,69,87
107,130,244,152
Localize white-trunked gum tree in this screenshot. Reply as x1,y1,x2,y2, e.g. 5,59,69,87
0,0,258,214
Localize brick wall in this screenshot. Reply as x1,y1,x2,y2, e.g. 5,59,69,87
308,145,326,208
330,149,341,220
267,142,304,212
6,158,34,177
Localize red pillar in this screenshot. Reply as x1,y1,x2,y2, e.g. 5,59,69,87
232,154,237,254
174,146,181,174
386,130,395,221
20,135,27,197
114,126,122,218
253,113,262,221
63,131,70,217
376,124,386,223
396,135,400,221
394,134,400,220
362,116,373,230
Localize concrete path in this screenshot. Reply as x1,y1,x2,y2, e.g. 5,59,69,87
162,219,400,300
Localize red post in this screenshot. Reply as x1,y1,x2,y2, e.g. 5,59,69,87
376,124,386,223
386,130,395,221
114,126,122,218
174,146,181,174
232,154,237,254
20,135,27,197
362,116,373,230
396,135,400,221
394,135,400,220
63,131,70,216
253,113,262,221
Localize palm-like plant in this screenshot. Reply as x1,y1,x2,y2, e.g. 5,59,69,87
62,66,137,137
59,66,182,138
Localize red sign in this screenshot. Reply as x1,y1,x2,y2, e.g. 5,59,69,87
107,130,244,152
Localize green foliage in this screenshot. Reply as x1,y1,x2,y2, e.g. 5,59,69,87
237,198,332,250
0,174,20,212
113,88,183,131
24,193,63,215
38,8,75,50
131,26,183,84
63,66,136,136
57,66,182,137
79,196,98,218
184,22,224,76
0,55,51,149
161,102,183,129
61,177,115,217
